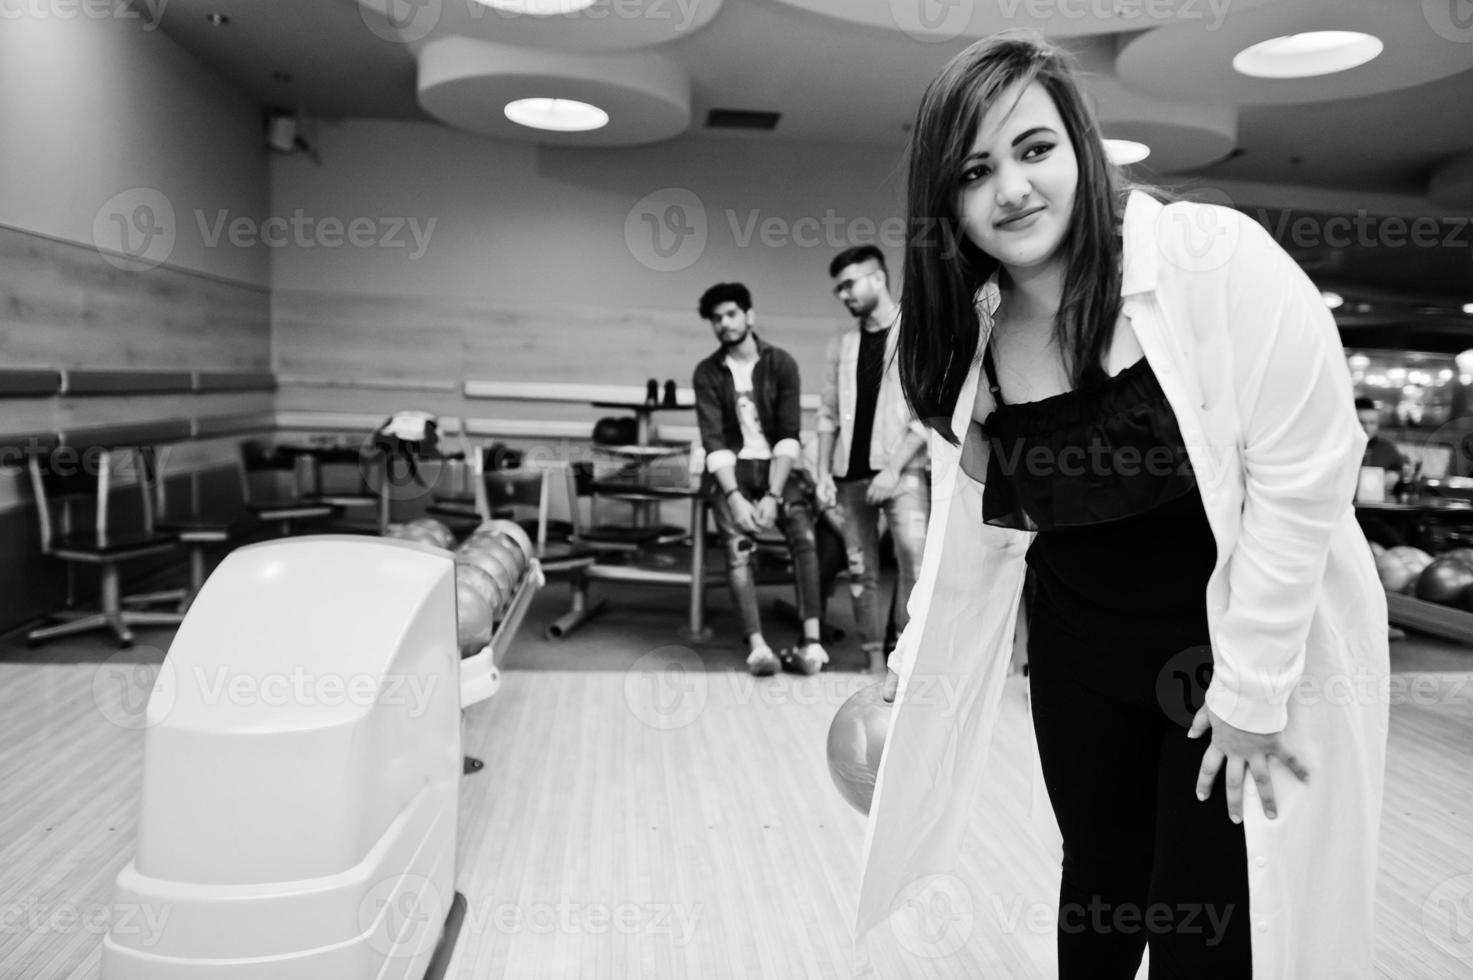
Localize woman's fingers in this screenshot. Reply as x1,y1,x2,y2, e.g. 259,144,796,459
1278,750,1311,784
1186,705,1210,740
1194,744,1223,803
1250,755,1277,820
1222,756,1245,824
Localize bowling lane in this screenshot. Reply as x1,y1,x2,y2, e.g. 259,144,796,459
4,661,1469,978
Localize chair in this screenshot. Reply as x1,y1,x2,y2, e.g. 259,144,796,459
479,466,599,574
238,440,337,535
25,442,186,647
143,445,259,609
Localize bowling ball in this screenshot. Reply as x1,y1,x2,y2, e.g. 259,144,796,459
470,537,528,581
592,417,624,445
475,519,535,567
1375,552,1416,594
385,522,440,546
455,560,504,613
455,567,495,655
1387,546,1434,576
466,535,525,578
825,681,893,816
406,517,455,550
1416,558,1473,605
458,543,516,598
1440,547,1473,570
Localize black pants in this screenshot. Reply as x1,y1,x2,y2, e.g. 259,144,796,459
1028,621,1252,980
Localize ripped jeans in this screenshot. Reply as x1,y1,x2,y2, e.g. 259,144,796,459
708,460,823,640
829,471,929,651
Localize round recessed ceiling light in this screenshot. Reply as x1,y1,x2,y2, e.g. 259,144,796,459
1103,139,1151,166
504,97,609,132
472,0,598,14
1232,31,1383,79
1322,291,1344,309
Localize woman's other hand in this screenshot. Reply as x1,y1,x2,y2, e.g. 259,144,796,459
1189,706,1310,823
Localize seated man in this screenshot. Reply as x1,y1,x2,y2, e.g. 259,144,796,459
1355,396,1409,549
693,282,827,676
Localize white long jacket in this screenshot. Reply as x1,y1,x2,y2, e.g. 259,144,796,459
857,190,1390,978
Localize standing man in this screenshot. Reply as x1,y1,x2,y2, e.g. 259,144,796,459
816,246,929,674
693,283,828,676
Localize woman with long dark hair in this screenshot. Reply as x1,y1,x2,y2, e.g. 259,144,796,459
857,31,1388,979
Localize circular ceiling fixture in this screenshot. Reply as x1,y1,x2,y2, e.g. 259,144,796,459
473,0,597,12
417,37,691,146
1232,31,1383,79
1321,291,1345,309
1117,0,1473,104
759,0,1276,41
504,97,608,132
1104,139,1151,166
357,0,724,51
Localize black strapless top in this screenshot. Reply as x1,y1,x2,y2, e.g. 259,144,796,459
978,344,1217,635
979,346,1199,531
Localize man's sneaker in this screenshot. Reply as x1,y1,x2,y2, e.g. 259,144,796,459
781,642,829,676
746,645,779,677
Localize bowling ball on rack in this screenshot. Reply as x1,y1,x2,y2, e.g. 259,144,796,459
1387,546,1434,579
405,517,455,550
454,565,496,655
825,681,893,816
1375,551,1416,594
385,522,441,547
474,519,535,567
1439,546,1473,569
1416,557,1473,606
456,561,503,612
463,535,526,579
457,543,517,598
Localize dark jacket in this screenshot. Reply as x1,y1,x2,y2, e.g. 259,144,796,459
692,336,803,468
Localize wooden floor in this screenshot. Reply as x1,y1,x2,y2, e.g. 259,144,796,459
0,662,1469,979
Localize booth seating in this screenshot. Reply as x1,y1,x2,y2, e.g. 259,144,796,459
23,422,191,648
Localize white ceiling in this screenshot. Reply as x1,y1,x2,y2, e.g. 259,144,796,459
149,0,1473,333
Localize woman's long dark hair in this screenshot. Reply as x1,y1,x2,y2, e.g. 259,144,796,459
897,31,1141,445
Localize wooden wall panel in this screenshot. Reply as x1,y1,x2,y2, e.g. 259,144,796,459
272,289,843,392
0,225,270,371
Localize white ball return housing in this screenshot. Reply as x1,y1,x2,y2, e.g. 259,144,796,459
100,535,539,979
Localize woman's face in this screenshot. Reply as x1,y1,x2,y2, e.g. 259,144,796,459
955,79,1079,275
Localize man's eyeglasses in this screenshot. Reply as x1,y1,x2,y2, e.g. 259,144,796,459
832,267,883,297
